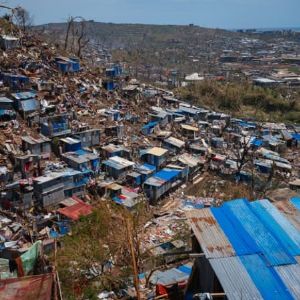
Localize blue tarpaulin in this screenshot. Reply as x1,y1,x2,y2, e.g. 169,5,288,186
177,265,192,275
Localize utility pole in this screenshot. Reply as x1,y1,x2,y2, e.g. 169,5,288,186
125,217,141,300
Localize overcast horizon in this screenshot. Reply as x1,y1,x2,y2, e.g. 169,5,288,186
5,0,300,29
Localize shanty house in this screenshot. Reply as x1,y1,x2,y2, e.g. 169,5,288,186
163,136,185,154
33,172,65,207
141,147,168,169
105,125,124,139
57,196,93,221
141,121,159,135
127,163,156,186
143,168,183,203
0,97,15,121
55,57,80,73
11,91,39,118
101,144,130,159
73,128,100,147
176,153,204,177
41,114,71,138
103,156,135,179
0,73,29,90
178,105,201,121
14,154,41,179
0,35,19,50
185,198,300,300
59,137,82,153
62,149,100,173
22,135,51,159
33,168,87,207
181,124,199,140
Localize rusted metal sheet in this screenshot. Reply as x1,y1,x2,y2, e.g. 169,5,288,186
186,209,235,258
274,200,300,231
0,273,53,300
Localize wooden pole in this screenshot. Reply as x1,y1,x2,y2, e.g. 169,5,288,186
54,238,58,300
56,270,63,300
125,217,141,300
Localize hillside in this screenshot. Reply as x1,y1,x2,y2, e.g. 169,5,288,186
34,22,241,74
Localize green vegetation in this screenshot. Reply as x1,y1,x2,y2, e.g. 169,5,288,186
176,80,300,123
54,201,150,299
288,66,300,75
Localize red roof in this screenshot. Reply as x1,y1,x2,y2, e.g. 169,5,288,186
57,196,93,220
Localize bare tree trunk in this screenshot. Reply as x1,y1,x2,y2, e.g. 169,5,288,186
64,17,73,51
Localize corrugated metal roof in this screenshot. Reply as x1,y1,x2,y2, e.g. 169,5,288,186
0,97,13,104
178,153,204,167
144,176,165,187
11,91,36,100
223,199,295,266
21,135,50,144
290,197,300,211
155,168,181,181
211,206,260,256
103,156,135,170
275,264,300,299
209,256,263,300
186,209,235,258
181,124,199,131
164,136,185,148
146,147,168,157
250,200,300,256
240,254,294,300
20,99,39,112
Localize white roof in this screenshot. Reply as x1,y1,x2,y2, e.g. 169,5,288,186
185,73,205,81
146,147,168,156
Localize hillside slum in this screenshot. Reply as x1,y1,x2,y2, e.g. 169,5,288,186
0,33,300,300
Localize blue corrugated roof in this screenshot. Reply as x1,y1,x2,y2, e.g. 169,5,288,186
292,133,300,141
12,91,36,100
155,168,181,182
211,205,260,256
142,121,158,129
222,199,296,266
239,254,294,300
290,197,300,211
190,198,300,299
250,200,300,256
75,149,88,156
142,163,156,171
20,99,38,112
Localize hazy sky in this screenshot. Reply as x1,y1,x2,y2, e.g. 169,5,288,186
6,0,300,29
